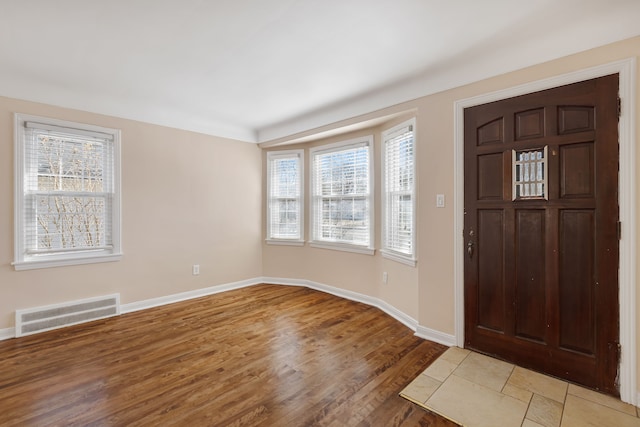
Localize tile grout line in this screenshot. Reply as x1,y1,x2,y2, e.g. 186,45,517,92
421,374,444,406
422,349,469,405
403,347,640,427
558,381,569,427
501,364,533,427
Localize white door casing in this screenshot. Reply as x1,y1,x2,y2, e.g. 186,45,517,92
453,58,637,404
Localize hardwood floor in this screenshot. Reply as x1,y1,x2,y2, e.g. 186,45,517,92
0,284,457,426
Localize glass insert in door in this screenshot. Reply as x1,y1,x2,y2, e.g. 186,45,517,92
513,147,548,200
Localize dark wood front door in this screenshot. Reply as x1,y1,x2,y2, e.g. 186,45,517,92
463,74,620,395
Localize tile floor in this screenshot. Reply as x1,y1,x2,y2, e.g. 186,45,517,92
400,347,640,427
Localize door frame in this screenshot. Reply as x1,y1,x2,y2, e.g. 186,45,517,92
453,58,637,404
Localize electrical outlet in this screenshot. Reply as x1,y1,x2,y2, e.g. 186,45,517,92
192,264,200,275
382,272,388,284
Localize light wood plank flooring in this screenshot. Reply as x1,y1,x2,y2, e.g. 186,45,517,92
0,284,456,426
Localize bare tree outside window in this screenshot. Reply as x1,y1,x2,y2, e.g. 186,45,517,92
311,140,372,247
14,114,121,270
33,133,110,253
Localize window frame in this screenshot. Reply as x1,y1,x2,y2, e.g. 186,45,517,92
381,118,417,266
13,113,122,270
266,149,305,246
309,136,374,255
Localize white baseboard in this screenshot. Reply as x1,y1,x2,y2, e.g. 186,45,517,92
120,277,262,314
2,277,451,344
3,276,639,405
265,277,462,348
1,279,262,340
262,276,419,331
415,325,457,347
0,327,15,341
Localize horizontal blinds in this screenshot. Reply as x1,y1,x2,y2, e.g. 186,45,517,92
384,123,414,255
25,121,115,141
312,142,371,246
268,152,301,239
23,123,115,254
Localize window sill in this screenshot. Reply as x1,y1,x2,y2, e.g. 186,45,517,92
380,250,417,267
309,241,375,256
265,239,305,247
13,252,122,271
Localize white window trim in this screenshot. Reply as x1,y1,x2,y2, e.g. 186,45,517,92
381,118,417,266
266,239,305,247
13,113,122,271
310,241,375,255
266,149,304,244
309,136,374,254
380,249,417,267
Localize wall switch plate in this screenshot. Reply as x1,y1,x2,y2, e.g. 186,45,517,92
436,194,445,208
382,272,388,284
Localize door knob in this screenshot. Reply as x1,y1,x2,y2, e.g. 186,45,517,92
467,241,474,258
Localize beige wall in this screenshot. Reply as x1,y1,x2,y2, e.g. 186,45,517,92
414,35,640,335
1,34,639,393
262,36,640,386
0,97,263,329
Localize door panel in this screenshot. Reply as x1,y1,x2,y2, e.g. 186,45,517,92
515,108,545,140
478,154,504,200
514,209,546,342
477,209,505,332
464,74,619,395
560,143,594,198
559,210,595,355
478,118,504,145
558,106,594,134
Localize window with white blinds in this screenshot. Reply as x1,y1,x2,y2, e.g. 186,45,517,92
13,114,122,270
310,137,373,253
266,150,304,243
382,119,416,265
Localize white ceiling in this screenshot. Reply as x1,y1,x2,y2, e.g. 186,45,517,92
1,0,639,143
